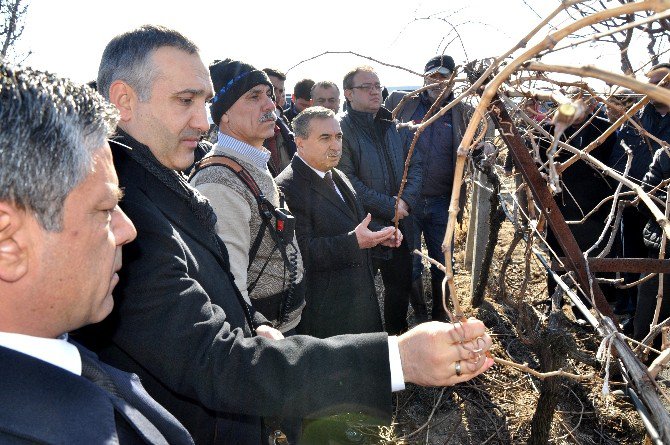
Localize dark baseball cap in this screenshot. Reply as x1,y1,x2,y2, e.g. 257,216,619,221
424,55,455,76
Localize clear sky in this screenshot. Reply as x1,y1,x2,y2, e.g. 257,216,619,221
12,0,656,94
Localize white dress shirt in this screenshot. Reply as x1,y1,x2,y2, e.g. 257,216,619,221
0,331,82,376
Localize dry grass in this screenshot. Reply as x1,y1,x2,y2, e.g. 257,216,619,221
372,204,648,444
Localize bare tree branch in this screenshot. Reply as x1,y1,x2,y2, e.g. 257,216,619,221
0,0,30,62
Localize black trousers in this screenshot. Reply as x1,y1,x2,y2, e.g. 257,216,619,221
374,240,413,335
634,248,670,345
615,207,647,314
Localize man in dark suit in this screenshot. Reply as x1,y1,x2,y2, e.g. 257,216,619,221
0,63,193,444
80,25,495,445
262,67,297,176
276,106,402,338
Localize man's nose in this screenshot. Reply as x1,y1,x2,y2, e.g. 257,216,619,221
263,95,276,111
113,207,137,246
191,105,211,133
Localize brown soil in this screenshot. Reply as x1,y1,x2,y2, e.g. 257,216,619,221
372,197,651,444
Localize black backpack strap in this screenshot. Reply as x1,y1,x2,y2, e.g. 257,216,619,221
190,155,284,268
190,155,273,221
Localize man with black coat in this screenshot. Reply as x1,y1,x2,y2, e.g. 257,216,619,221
276,107,402,338
384,55,486,322
338,66,423,335
263,67,297,176
80,25,494,445
630,64,670,343
541,90,617,303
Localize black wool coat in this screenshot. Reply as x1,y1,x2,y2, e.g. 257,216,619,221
77,134,393,445
541,113,617,252
338,107,422,255
276,157,384,338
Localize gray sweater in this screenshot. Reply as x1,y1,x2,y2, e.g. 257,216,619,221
191,143,304,333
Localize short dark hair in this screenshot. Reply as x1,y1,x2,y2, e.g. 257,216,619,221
343,66,375,90
292,106,336,139
293,78,315,100
263,68,286,81
0,63,119,231
311,80,340,94
97,25,199,101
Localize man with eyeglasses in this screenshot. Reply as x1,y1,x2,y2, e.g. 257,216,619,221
311,80,341,113
384,55,473,323
338,66,422,335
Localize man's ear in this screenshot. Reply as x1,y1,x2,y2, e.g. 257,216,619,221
0,203,29,283
108,80,136,122
294,136,305,152
343,89,353,102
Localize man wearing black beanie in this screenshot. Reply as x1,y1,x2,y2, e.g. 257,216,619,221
208,59,274,126
81,25,494,445
192,58,307,338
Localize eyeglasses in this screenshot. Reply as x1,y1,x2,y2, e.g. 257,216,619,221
350,84,383,92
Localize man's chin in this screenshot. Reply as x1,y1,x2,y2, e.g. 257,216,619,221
263,127,276,139
175,149,196,171
90,293,115,325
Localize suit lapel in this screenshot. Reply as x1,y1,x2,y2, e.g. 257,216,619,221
332,169,362,220
112,137,228,270
293,157,356,220
0,345,120,444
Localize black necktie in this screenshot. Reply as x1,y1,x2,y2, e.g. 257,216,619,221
80,352,171,445
324,170,336,191
324,171,343,201
80,352,122,397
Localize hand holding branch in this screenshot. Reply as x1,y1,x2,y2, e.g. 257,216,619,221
398,319,494,387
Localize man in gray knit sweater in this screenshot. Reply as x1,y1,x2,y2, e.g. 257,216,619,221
190,59,305,335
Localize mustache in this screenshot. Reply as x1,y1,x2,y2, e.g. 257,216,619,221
181,129,203,139
259,110,277,123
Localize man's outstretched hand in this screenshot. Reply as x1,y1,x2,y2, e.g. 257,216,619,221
398,319,494,386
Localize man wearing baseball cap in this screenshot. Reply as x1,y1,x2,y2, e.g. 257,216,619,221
385,55,486,323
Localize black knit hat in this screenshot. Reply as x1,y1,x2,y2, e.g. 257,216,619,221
209,58,273,125
424,55,455,76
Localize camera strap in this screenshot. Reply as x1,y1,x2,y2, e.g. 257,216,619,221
189,154,288,269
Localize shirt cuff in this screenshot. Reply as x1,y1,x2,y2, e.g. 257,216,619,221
387,335,405,392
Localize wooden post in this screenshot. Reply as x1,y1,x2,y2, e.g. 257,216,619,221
464,179,478,269
469,169,493,297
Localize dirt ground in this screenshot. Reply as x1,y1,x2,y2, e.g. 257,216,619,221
370,196,657,444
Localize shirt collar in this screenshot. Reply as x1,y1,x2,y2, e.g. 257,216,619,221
0,331,82,376
297,154,328,178
216,132,271,170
